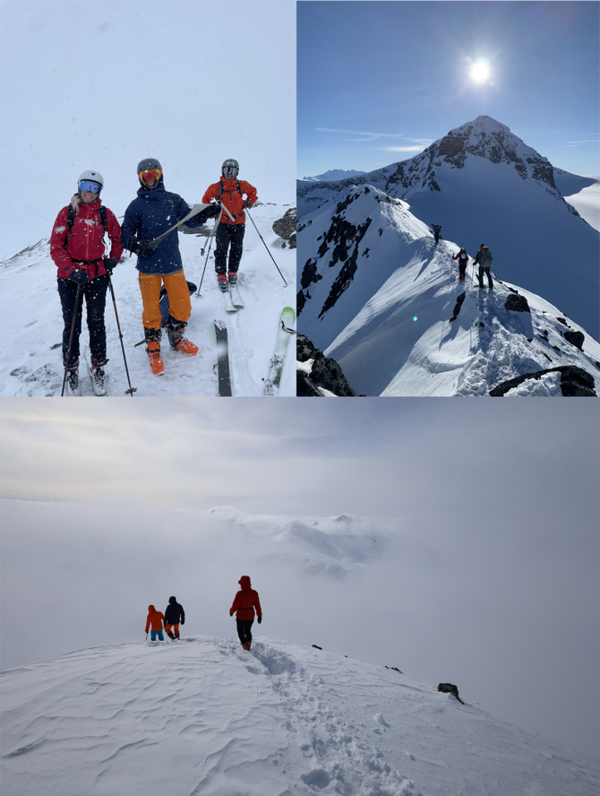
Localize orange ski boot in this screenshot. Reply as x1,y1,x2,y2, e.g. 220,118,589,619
145,328,164,375
167,319,198,356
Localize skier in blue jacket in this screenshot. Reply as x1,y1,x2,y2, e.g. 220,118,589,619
121,158,220,374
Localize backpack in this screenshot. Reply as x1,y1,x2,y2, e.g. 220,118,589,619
64,204,107,249
218,179,245,220
481,247,493,264
459,250,468,263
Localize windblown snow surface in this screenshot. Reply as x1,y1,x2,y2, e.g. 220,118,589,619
297,185,600,397
0,204,295,397
297,118,600,396
3,636,599,796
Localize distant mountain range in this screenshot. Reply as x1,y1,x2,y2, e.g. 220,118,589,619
301,168,367,182
297,116,600,396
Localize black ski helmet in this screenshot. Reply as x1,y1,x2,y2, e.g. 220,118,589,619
137,157,163,190
78,169,104,197
222,158,239,178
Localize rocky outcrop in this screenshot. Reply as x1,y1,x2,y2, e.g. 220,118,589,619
272,208,296,249
490,366,596,397
297,335,358,397
505,293,531,313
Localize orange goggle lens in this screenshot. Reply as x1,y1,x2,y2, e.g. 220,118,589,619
139,168,162,183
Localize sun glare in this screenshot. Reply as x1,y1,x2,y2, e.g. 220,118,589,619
470,60,490,83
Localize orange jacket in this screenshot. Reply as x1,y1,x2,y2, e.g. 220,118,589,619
230,576,262,620
202,178,258,225
145,605,165,632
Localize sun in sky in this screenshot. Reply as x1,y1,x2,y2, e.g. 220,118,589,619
470,58,491,84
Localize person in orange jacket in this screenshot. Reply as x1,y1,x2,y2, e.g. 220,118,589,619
229,575,262,650
202,159,258,292
145,604,165,641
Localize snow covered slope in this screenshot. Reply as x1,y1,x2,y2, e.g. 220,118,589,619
298,116,600,341
297,185,600,397
0,204,296,397
2,635,599,796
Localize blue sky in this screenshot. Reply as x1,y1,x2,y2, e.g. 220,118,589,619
298,1,600,178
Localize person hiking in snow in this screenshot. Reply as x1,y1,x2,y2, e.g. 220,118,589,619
164,596,185,640
202,159,258,293
50,170,123,396
229,575,262,651
453,247,469,283
431,223,442,244
121,158,220,375
145,604,166,641
473,243,494,289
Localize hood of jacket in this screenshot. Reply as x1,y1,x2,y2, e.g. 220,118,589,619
238,576,252,590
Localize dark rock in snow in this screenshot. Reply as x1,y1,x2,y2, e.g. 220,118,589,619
490,366,596,397
297,335,358,397
272,208,296,249
563,330,585,351
505,294,531,313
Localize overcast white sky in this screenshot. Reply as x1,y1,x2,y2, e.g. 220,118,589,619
0,0,295,260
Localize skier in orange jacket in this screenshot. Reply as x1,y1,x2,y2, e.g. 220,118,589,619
145,605,165,641
229,575,262,650
202,159,258,292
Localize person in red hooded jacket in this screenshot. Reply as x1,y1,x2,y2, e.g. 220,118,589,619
229,575,262,650
50,170,123,396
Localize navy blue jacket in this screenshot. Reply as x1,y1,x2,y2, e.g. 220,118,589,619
121,183,205,275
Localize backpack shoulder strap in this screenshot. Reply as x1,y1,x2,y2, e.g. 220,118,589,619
99,205,107,232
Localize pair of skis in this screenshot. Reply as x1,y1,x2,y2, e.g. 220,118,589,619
214,306,296,397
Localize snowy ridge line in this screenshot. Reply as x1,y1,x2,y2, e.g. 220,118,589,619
297,175,600,396
2,635,599,796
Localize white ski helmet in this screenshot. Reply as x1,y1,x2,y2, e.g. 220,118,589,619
78,170,104,195
222,159,239,178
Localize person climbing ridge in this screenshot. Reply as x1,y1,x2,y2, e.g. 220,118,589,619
229,575,262,651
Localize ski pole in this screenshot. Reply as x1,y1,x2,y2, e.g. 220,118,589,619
61,282,83,396
197,221,216,297
245,207,288,286
106,272,137,396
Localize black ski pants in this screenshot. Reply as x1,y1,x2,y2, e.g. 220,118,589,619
57,275,108,368
458,261,467,280
236,618,254,645
215,223,245,275
478,265,494,289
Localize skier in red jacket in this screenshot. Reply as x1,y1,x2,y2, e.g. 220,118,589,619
202,159,258,292
50,170,123,396
229,575,262,650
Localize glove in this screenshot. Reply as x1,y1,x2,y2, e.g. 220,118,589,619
230,611,234,617
244,199,253,209
257,616,262,624
128,237,156,258
196,204,221,223
103,257,118,272
68,268,88,286
181,619,185,625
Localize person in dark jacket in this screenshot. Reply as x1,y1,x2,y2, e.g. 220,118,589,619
121,158,220,375
50,170,123,396
431,223,442,244
473,243,494,289
202,159,258,292
229,575,262,650
164,595,185,640
452,247,469,282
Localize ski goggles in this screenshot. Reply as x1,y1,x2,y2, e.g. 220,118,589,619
139,168,162,184
79,180,102,194
223,165,239,177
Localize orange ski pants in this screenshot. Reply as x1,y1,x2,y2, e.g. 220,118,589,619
165,623,180,637
138,270,191,331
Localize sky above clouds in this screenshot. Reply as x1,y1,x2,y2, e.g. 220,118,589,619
0,0,295,260
297,1,600,178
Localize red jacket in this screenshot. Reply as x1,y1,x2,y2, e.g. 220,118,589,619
230,576,262,620
145,605,165,632
202,178,258,225
50,196,123,280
